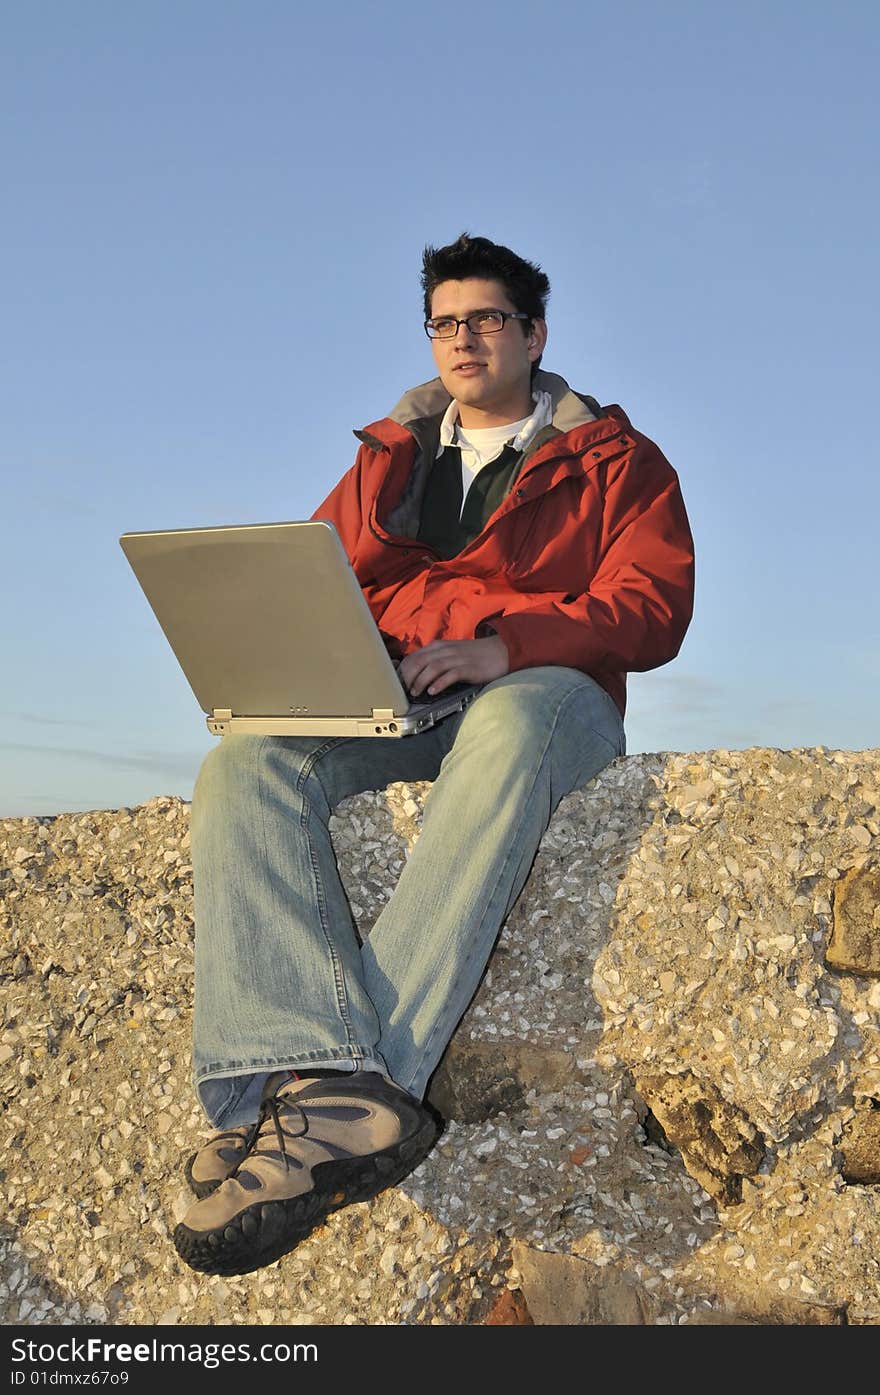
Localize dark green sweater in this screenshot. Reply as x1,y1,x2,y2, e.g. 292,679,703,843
416,443,522,559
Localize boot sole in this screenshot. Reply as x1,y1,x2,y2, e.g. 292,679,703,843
173,1113,438,1276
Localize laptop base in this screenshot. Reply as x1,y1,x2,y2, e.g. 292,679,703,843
207,689,479,739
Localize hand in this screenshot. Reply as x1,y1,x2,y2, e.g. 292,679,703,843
398,635,509,697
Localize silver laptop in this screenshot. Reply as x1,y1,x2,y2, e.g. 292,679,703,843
119,520,481,738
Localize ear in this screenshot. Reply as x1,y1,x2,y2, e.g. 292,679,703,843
527,318,548,361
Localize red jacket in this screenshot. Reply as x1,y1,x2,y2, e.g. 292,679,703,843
313,371,694,717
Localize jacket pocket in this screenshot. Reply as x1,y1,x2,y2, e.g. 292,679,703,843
500,479,597,588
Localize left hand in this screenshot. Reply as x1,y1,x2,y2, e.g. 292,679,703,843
398,635,509,697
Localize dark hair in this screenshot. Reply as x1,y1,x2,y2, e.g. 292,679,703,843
421,232,550,326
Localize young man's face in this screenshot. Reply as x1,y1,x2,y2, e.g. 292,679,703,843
428,277,547,428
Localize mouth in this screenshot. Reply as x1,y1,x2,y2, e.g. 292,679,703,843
453,362,486,374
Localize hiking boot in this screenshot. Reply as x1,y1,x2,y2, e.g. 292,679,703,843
172,1071,439,1276
182,1068,351,1197
184,1123,257,1199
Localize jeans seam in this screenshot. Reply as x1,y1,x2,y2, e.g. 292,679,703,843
591,729,620,760
289,738,360,1050
402,679,620,1094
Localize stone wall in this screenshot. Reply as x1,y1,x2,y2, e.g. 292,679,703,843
1,747,879,1325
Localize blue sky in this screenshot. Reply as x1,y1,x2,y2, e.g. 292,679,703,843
2,0,877,817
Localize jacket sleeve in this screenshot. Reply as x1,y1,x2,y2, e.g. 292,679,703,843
488,438,695,676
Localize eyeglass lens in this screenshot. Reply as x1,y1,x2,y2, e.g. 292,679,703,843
428,311,505,339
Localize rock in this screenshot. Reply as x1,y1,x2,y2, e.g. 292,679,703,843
513,1244,649,1325
483,1288,534,1324
827,863,880,975
633,1071,765,1203
683,1298,844,1325
840,1108,880,1184
2,749,880,1325
427,1040,589,1123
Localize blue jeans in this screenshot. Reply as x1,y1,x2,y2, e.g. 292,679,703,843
190,666,625,1127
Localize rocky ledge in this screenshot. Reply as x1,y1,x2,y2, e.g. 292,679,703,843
1,746,879,1326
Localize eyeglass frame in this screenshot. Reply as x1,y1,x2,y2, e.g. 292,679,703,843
423,308,531,340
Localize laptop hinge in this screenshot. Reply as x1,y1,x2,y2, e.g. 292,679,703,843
371,708,396,721
212,708,233,721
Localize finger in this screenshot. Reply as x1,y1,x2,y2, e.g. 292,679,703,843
424,664,467,695
397,656,417,686
399,654,436,691
399,647,437,680
400,644,459,692
407,660,456,696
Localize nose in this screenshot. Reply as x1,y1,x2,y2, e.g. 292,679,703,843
453,319,478,345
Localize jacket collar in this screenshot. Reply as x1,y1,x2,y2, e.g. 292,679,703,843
355,369,600,460
357,374,635,543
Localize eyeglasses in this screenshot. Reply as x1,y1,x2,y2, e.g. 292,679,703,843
424,308,530,340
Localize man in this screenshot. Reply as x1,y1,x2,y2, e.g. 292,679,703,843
172,233,694,1276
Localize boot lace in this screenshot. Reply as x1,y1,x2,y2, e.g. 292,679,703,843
231,1082,309,1177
